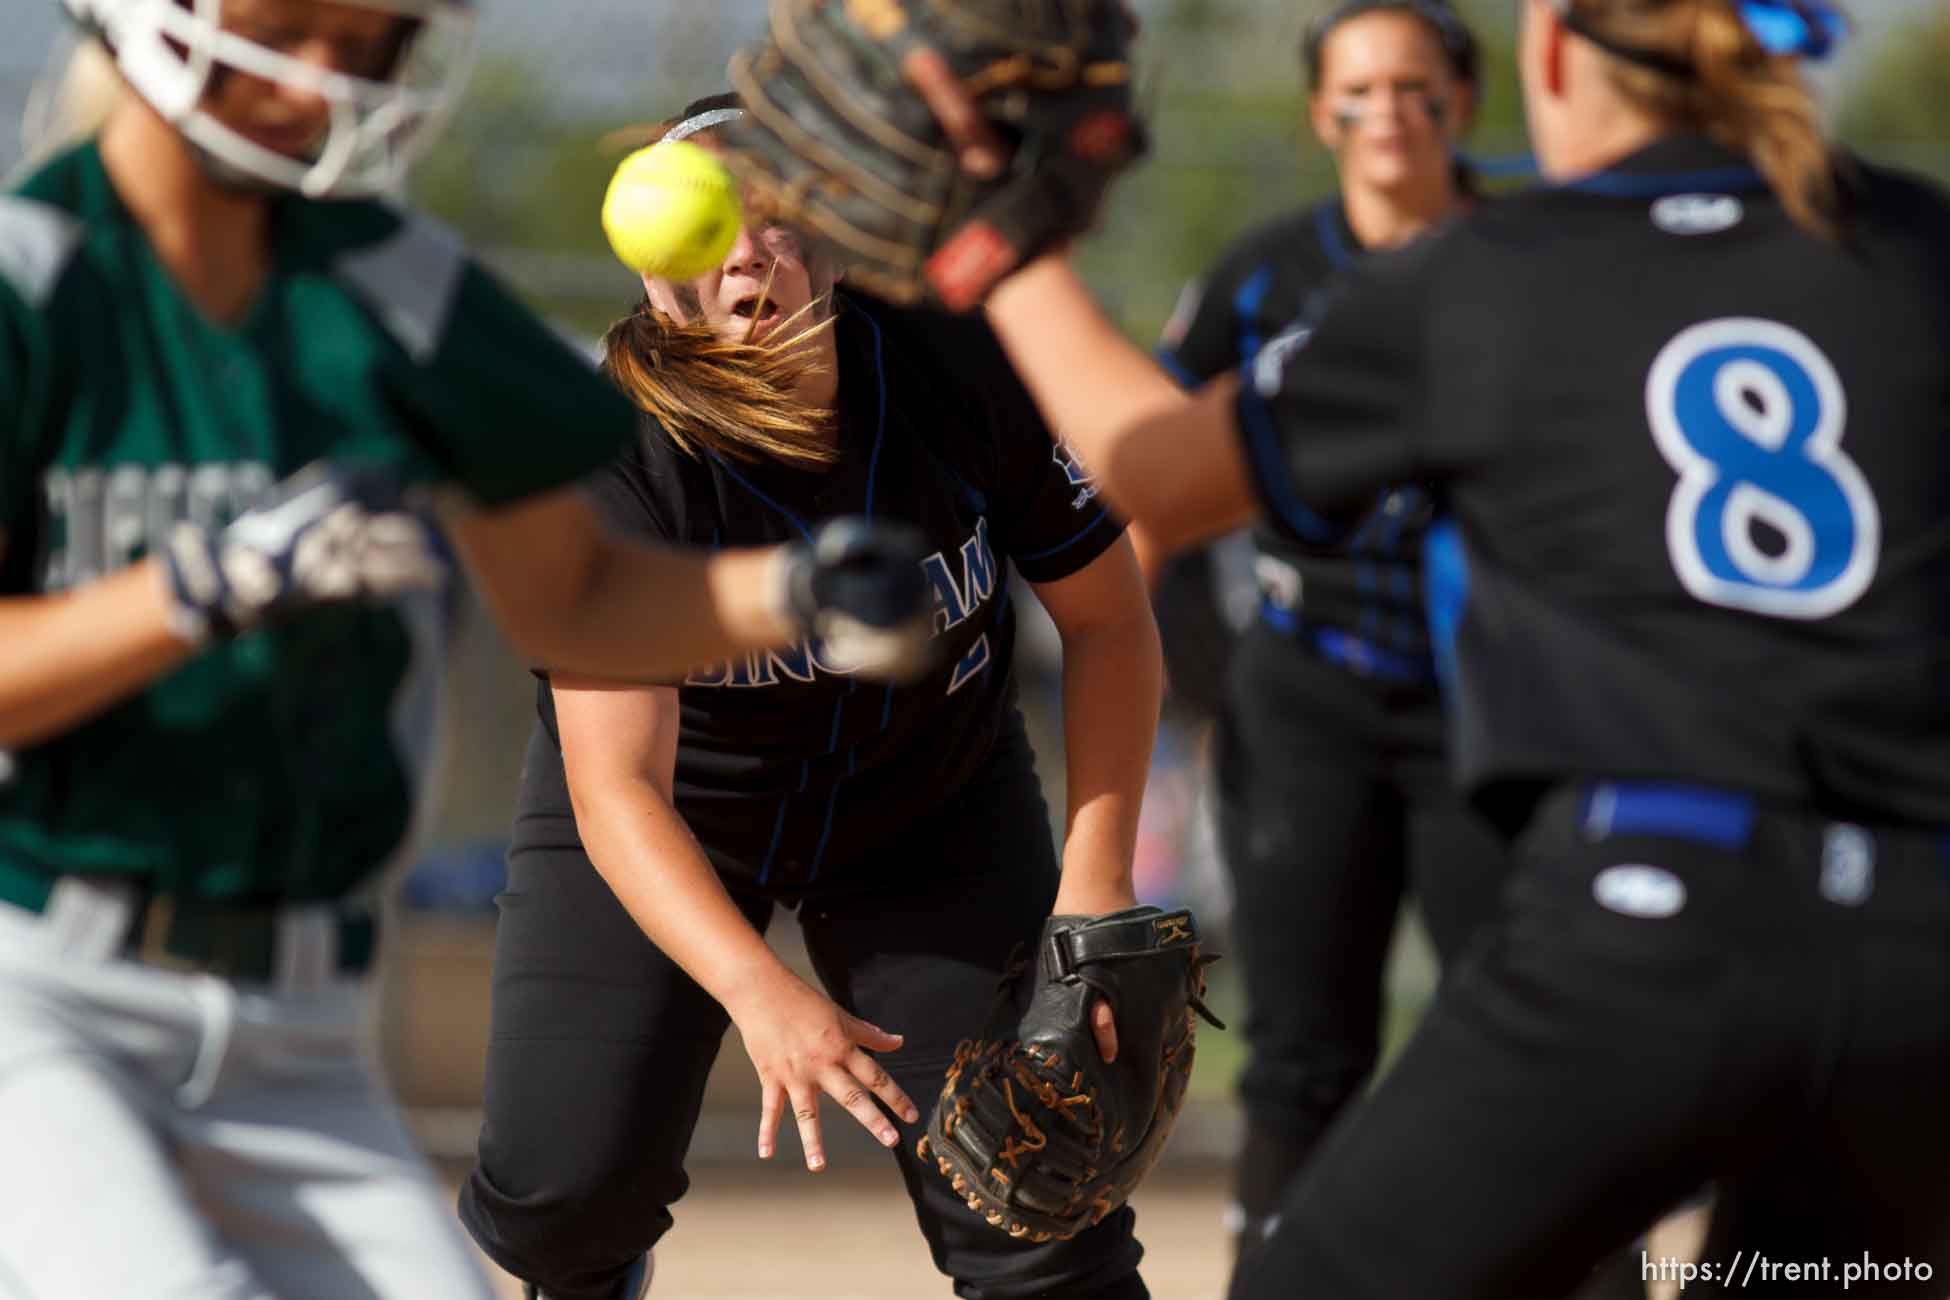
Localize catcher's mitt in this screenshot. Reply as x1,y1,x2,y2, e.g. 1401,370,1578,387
722,0,1145,311
919,906,1222,1242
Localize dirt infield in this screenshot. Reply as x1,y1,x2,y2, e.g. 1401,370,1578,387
461,1165,1231,1300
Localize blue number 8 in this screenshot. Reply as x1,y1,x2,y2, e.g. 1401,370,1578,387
1647,318,1878,619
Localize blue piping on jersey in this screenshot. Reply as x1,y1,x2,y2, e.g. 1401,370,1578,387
1234,380,1342,544
1422,518,1469,696
1155,347,1199,391
1233,266,1274,365
1581,781,1756,850
859,308,889,520
1559,165,1765,199
711,459,814,543
757,797,792,886
1457,149,1540,180
1315,204,1355,271
808,783,844,884
1016,509,1111,563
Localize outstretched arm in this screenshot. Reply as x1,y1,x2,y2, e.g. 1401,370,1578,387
986,257,1259,555
554,676,920,1171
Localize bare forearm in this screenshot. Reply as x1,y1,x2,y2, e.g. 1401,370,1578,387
459,517,797,680
0,561,195,749
543,542,795,678
1051,613,1163,915
572,780,793,1007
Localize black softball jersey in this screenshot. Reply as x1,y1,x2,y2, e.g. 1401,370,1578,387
1241,133,1950,827
1162,199,1437,683
512,291,1125,888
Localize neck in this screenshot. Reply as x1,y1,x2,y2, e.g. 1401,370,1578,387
789,309,843,435
97,101,275,324
1341,166,1463,251
1539,54,1675,181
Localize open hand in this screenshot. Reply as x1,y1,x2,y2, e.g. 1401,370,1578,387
729,971,920,1172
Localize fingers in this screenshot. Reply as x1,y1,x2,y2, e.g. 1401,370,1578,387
790,1086,827,1172
842,1011,905,1054
849,1047,921,1127
1093,998,1118,1064
824,1065,903,1149
758,1080,783,1161
899,47,1006,178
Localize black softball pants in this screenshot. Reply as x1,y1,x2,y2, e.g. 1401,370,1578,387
1212,627,1508,1241
1230,781,1950,1299
458,732,1146,1300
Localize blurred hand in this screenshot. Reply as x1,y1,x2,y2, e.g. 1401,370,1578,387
727,969,920,1171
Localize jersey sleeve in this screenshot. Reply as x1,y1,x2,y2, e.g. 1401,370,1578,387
578,414,686,546
1232,235,1445,545
1157,250,1253,389
392,264,640,508
971,320,1126,584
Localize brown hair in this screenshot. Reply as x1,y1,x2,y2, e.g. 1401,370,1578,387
1564,0,1841,237
600,92,841,468
602,302,839,468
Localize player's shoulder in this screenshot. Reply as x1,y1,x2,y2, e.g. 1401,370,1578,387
2,143,99,313
1206,202,1346,294
839,286,1016,396
1837,153,1950,245
284,197,476,363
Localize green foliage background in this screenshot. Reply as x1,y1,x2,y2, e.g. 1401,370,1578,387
410,1,1947,348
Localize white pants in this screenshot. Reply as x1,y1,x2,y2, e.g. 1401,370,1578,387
0,895,492,1300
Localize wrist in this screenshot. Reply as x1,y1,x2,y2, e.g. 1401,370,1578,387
713,950,805,1021
1052,871,1139,918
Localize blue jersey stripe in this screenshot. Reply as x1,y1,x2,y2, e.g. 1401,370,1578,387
1234,379,1341,544
1156,347,1199,390
1561,165,1764,198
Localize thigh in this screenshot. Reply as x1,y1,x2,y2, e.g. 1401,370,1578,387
1216,656,1403,1075
804,741,1145,1299
0,1025,273,1300
462,842,770,1275
178,994,492,1300
1230,838,1767,1300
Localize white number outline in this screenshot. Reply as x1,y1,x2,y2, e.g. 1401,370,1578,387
1646,317,1878,620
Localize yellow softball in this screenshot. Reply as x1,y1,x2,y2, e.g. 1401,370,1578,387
600,140,743,279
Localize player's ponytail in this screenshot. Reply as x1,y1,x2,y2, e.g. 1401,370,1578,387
1566,0,1842,238
602,302,839,468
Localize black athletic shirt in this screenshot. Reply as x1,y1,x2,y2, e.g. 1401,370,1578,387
1241,133,1950,826
513,291,1124,888
1162,199,1437,684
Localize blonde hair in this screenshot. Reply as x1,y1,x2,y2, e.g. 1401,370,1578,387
1566,0,1841,237
17,38,125,176
602,302,840,468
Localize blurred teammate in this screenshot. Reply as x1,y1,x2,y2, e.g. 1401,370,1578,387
1142,0,1511,1270
894,0,1950,1293
0,6,927,1298
459,99,1163,1300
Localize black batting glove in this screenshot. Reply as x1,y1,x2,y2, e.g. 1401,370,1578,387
777,518,936,682
160,462,451,644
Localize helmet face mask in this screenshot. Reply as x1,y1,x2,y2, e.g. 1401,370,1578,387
64,0,475,197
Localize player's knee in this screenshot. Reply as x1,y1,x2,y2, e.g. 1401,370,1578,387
1237,1053,1374,1122
460,1156,679,1282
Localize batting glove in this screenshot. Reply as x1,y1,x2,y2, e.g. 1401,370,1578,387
776,518,936,682
160,462,451,644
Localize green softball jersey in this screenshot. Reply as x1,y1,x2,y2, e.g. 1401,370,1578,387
0,141,636,902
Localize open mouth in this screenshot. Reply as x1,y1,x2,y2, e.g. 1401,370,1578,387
731,294,782,332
